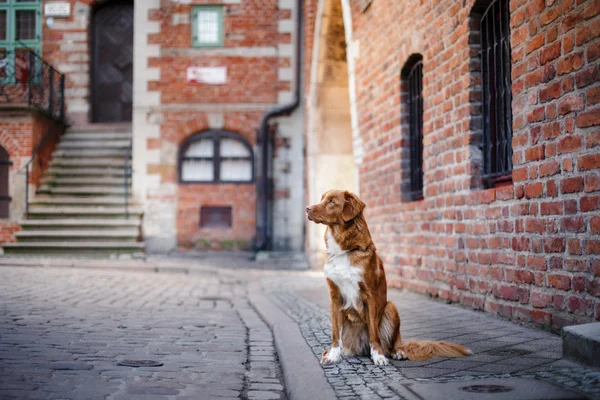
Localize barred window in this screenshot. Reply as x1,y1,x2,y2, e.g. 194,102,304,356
401,54,424,201
179,130,253,184
479,0,513,184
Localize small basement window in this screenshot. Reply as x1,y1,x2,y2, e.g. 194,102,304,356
200,206,232,228
192,5,223,47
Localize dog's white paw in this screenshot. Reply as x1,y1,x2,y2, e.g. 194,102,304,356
321,346,342,365
370,347,389,366
393,350,408,360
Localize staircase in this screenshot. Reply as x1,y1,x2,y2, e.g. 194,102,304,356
3,127,145,256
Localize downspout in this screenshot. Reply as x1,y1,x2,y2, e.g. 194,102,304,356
253,0,303,252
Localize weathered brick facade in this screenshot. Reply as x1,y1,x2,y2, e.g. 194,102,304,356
305,0,599,329
132,0,304,252
0,0,304,252
0,110,56,243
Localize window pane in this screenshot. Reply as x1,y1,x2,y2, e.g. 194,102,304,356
220,138,250,157
0,11,6,41
197,10,219,44
185,139,213,157
16,10,36,41
220,159,252,182
16,0,38,2
182,159,214,181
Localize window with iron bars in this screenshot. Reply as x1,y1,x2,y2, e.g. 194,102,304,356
479,0,513,185
402,54,424,201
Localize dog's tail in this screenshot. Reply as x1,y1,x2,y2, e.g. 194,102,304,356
399,340,471,361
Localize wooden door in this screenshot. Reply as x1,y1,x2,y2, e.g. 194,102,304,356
91,2,133,123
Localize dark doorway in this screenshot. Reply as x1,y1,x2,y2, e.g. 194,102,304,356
0,146,11,219
91,1,134,123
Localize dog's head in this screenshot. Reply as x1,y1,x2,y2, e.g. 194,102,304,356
306,190,365,225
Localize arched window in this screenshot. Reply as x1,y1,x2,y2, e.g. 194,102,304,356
178,130,254,183
474,0,513,185
401,54,424,201
0,145,11,218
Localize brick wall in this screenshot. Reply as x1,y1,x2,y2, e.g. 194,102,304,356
42,0,96,126
151,111,260,250
138,0,299,251
306,0,599,329
0,110,56,244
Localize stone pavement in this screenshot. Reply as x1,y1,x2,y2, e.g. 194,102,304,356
0,266,285,400
0,257,599,400
260,273,600,400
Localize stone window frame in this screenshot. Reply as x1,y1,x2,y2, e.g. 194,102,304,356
178,130,254,184
469,0,513,189
191,5,224,48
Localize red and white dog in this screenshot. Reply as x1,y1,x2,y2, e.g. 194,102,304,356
306,190,471,366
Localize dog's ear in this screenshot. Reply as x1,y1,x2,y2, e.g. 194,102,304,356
342,191,365,222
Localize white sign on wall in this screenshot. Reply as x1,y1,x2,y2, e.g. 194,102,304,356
44,3,71,18
186,67,227,85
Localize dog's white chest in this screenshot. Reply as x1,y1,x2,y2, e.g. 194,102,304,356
324,232,363,310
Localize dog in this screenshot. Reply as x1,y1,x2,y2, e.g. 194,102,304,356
306,189,471,366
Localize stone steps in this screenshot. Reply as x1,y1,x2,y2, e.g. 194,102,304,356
50,158,127,168
46,167,127,177
37,186,132,196
20,219,141,230
3,126,144,256
15,229,140,242
27,207,143,220
57,140,131,149
40,176,131,186
62,132,132,141
53,148,130,158
30,196,135,207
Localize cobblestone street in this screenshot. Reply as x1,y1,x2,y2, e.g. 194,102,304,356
0,266,285,400
0,260,599,400
262,274,600,400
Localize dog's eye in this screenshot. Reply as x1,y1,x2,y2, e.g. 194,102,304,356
329,199,335,205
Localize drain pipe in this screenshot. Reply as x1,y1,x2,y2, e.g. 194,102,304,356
253,0,303,252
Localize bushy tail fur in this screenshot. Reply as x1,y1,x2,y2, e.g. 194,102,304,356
399,340,471,361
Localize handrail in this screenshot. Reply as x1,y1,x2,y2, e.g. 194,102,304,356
22,122,65,218
124,139,132,219
0,43,65,122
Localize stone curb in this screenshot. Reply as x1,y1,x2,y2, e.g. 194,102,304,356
247,280,336,400
0,258,187,274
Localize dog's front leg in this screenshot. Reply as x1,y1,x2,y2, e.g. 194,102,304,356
366,299,388,366
322,279,343,365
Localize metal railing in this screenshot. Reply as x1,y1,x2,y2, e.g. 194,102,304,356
23,123,64,218
0,44,65,122
124,139,132,219
2,45,69,218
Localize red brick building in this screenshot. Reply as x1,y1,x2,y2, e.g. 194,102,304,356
0,0,598,329
304,0,599,329
0,0,305,253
